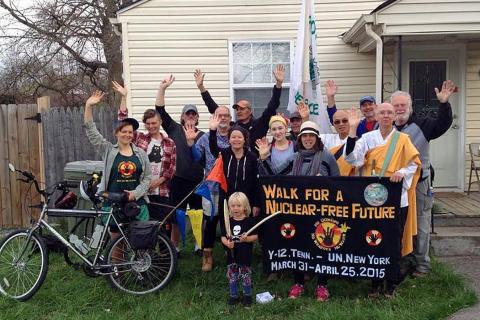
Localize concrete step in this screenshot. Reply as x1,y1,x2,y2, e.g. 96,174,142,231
434,213,480,227
431,226,480,256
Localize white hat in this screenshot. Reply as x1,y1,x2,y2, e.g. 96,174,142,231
298,121,320,137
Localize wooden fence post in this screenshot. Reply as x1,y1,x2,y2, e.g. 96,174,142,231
37,96,50,198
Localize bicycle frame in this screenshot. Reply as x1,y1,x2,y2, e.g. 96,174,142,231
17,202,136,273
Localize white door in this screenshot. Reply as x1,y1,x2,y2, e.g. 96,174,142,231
401,45,464,189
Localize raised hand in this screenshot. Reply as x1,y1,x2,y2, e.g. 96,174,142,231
255,137,271,160
158,74,175,91
348,107,361,137
183,123,200,146
297,100,310,120
325,80,337,97
209,113,221,130
435,80,457,103
112,81,127,97
194,69,206,90
86,90,105,107
273,64,285,86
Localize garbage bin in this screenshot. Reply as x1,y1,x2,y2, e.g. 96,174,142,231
64,160,103,210
50,160,104,234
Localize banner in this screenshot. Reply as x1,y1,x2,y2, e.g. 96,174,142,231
288,0,332,133
260,175,402,280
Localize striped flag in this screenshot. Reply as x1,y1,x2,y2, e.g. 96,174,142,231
288,0,332,133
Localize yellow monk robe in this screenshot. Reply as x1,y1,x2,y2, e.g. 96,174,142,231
330,144,356,176
362,132,421,256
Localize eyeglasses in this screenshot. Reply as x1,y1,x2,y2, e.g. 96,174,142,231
333,119,349,125
217,113,231,118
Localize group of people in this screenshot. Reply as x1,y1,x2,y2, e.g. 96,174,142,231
83,66,456,306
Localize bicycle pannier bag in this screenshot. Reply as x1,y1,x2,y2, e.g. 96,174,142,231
127,221,159,250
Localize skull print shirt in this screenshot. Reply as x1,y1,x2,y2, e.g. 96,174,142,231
222,217,256,266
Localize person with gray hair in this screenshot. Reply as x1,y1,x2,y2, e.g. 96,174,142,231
391,80,457,278
188,105,233,271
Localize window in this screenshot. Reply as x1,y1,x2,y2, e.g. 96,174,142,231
229,41,292,117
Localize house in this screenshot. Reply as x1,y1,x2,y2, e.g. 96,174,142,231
112,0,480,191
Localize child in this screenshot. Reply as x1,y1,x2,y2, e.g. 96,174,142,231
221,192,258,306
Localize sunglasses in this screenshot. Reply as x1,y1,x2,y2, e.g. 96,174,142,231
333,119,349,125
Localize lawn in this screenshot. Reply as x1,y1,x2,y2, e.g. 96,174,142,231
0,236,476,320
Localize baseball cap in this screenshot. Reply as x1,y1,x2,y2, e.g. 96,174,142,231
232,103,251,110
182,104,198,114
359,95,376,106
298,121,320,137
118,118,139,131
288,111,302,120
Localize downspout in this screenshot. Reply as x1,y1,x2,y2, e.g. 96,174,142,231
365,24,383,103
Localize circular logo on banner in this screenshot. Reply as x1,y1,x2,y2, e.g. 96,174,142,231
364,183,388,206
280,223,296,239
365,230,383,246
312,218,350,251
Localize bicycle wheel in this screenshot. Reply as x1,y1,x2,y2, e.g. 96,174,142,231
105,231,177,295
0,230,49,301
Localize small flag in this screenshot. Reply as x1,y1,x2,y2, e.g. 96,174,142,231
205,155,227,192
195,182,215,220
176,209,186,248
187,209,204,250
288,0,332,133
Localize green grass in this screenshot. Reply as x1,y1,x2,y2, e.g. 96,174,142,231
0,237,476,320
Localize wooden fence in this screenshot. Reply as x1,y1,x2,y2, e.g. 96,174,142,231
0,99,117,228
42,104,117,188
0,104,42,227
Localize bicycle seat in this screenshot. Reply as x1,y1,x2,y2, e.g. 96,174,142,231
100,191,128,204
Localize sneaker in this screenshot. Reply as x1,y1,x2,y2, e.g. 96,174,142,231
368,282,383,298
411,270,428,278
194,248,203,257
242,295,253,307
228,296,239,305
288,284,304,299
266,273,278,282
315,285,329,302
384,283,396,299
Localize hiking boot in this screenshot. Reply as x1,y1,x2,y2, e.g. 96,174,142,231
201,250,213,272
228,296,239,305
242,295,253,307
315,285,329,302
288,284,304,299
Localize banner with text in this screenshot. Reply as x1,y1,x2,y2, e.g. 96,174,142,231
260,175,402,280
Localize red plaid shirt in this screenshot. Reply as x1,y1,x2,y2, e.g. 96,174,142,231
119,108,176,197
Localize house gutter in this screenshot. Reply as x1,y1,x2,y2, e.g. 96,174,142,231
365,24,383,103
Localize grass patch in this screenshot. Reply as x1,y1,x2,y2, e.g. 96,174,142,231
0,237,476,320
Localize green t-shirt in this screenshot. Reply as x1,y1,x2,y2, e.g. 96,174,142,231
107,150,146,206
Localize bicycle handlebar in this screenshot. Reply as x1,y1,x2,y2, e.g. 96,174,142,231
15,169,77,198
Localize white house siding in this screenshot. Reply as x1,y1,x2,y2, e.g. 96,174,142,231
465,41,480,190
376,0,480,36
116,0,384,129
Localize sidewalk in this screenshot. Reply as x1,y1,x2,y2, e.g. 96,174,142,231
440,256,480,320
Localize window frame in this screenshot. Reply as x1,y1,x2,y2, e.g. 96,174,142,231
228,39,294,108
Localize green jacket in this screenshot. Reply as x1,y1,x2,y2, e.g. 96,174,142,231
84,120,151,202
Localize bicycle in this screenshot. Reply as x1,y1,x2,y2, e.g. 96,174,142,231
0,163,177,301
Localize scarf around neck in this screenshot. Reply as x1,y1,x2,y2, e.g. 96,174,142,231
291,149,324,176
